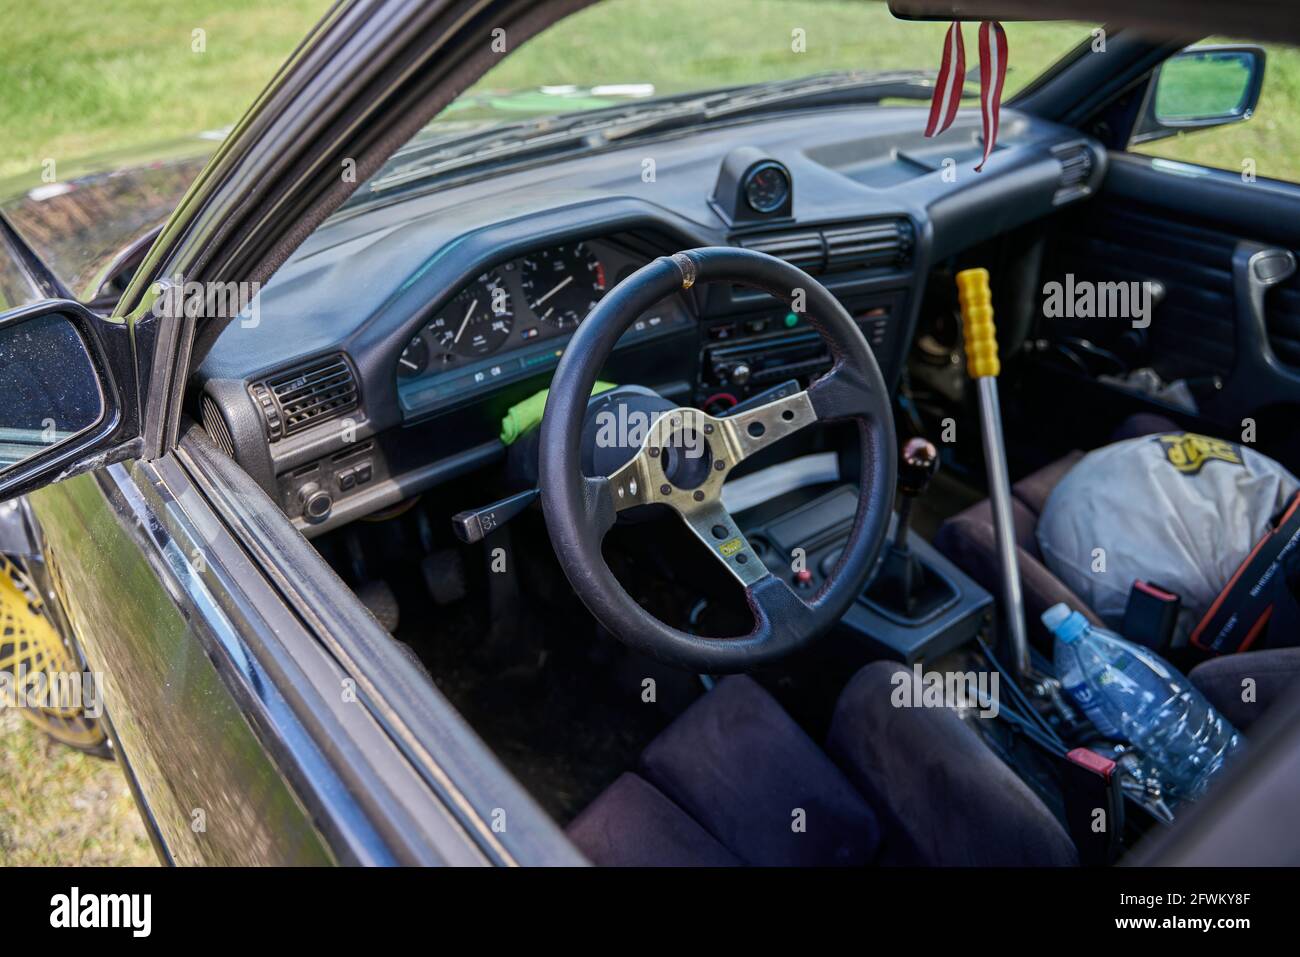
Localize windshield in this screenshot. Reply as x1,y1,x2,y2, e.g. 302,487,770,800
346,0,1094,203
458,0,1089,119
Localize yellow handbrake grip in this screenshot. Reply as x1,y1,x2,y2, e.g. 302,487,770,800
956,267,999,379
955,266,1030,683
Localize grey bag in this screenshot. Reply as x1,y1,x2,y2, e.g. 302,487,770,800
1037,432,1300,643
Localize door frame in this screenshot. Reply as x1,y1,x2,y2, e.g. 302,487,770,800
113,0,595,459
25,0,603,865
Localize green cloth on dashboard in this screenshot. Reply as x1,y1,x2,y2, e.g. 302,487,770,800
500,380,616,444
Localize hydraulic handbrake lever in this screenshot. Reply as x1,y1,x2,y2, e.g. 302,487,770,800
958,268,1039,690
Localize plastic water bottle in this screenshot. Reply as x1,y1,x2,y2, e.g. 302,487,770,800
1042,603,1243,801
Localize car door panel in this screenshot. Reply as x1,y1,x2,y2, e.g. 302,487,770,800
29,465,339,865
1035,153,1300,464
27,454,503,865
2,0,590,867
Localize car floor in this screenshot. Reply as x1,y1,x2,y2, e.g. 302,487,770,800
397,599,690,824
327,445,991,827
365,507,717,825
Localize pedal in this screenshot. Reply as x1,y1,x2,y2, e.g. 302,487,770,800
421,548,467,605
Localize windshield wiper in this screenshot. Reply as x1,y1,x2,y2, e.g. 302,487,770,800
361,70,949,197
599,70,941,142
362,91,729,195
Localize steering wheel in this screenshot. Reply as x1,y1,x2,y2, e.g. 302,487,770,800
539,246,896,672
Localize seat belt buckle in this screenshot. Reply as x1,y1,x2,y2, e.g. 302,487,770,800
1121,579,1181,653
1061,747,1125,866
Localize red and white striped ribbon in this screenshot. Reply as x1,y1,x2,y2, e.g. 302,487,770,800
975,21,1008,172
924,21,965,138
923,20,1008,172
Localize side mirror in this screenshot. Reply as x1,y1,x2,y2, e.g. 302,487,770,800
0,300,136,502
1132,45,1266,145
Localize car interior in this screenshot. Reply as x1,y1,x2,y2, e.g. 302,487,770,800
166,3,1300,865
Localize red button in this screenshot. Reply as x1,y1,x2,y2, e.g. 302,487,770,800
794,569,814,588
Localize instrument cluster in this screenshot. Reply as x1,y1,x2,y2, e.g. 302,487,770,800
397,239,632,380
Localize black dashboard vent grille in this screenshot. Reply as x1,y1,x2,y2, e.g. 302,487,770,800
824,220,913,271
260,354,358,438
1053,143,1095,203
201,395,235,458
735,219,912,275
738,230,825,272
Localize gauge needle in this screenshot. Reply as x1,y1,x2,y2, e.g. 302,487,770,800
399,357,419,370
454,298,479,343
533,275,574,308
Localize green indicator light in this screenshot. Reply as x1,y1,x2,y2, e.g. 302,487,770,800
784,312,799,328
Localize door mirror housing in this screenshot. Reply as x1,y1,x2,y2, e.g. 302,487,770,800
1132,45,1266,145
0,300,139,502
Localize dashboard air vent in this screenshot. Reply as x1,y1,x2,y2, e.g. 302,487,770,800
735,218,912,275
201,395,236,458
1053,143,1095,203
824,220,913,271
738,230,824,272
256,354,358,440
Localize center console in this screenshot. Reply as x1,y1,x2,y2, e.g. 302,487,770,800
696,290,908,409
742,441,992,664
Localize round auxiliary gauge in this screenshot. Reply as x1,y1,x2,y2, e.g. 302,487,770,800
520,243,607,328
743,161,791,214
426,271,514,358
397,334,428,379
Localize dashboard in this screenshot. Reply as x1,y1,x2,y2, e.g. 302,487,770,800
396,238,692,416
192,105,1105,536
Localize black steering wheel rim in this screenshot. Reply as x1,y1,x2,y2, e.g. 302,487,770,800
540,246,896,672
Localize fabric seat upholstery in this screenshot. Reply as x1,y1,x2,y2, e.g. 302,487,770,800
827,662,1078,866
638,674,881,867
932,413,1300,727
1187,649,1300,733
934,415,1179,646
566,772,741,867
567,665,1077,867
934,449,1107,646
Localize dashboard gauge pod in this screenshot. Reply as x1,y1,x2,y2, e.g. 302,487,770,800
710,146,794,225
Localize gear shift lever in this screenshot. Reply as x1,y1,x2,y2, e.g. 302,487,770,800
893,437,940,548
864,436,952,619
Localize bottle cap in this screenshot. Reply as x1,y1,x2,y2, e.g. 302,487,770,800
1041,603,1071,631
1042,604,1089,643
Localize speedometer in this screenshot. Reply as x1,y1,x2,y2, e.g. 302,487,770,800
520,243,607,328
425,271,514,358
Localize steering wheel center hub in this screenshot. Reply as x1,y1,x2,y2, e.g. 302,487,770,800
656,421,714,491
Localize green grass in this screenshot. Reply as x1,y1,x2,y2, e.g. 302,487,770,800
0,0,332,180
1154,52,1253,119
467,1,1090,99
5,2,1296,187
0,708,155,866
0,1,1095,182
1133,40,1300,183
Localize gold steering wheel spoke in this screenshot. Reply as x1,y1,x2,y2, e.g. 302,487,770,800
601,394,817,584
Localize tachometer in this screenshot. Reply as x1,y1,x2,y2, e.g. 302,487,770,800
743,161,791,214
520,243,607,328
426,271,514,358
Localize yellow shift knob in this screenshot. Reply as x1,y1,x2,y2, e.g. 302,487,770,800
957,267,999,379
